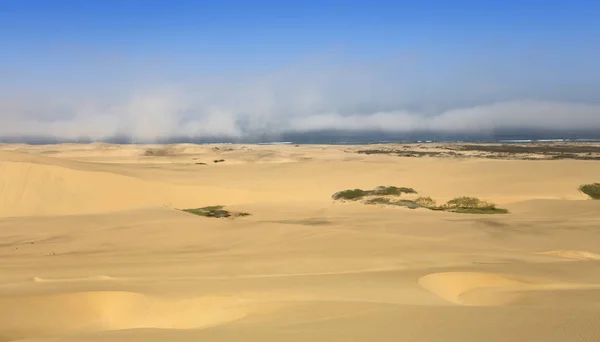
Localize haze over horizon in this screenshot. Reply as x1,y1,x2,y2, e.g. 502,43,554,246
2,0,600,143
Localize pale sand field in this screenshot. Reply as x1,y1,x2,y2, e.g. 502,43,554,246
1,143,600,341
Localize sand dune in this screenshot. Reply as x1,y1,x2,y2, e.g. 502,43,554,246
2,144,600,341
0,291,150,341
0,160,168,217
0,291,247,341
419,272,600,307
0,151,265,218
419,272,531,305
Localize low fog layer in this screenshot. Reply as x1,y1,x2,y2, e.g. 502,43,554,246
2,54,600,142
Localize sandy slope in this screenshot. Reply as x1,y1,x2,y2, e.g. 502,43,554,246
1,144,600,341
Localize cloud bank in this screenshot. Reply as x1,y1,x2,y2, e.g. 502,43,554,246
2,54,600,143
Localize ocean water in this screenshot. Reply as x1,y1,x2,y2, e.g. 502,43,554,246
2,130,600,145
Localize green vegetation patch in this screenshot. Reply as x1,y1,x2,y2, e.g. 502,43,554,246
181,205,250,218
364,197,421,209
333,187,508,214
579,183,600,200
372,186,417,196
363,197,392,205
393,200,421,209
443,196,496,210
414,196,437,208
332,186,417,201
450,207,510,214
441,196,509,214
332,189,371,201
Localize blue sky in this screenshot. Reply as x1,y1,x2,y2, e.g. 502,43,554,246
1,0,600,141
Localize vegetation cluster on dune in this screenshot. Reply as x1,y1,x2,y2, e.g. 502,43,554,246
177,182,600,221
441,196,509,214
332,186,509,214
180,206,250,218
579,183,600,200
332,186,417,201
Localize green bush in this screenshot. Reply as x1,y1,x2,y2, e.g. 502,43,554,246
579,183,600,199
393,200,421,209
442,196,508,214
372,186,417,196
452,207,509,214
364,197,420,209
333,186,417,201
364,197,392,205
332,189,370,200
181,206,250,218
415,196,437,208
333,188,509,214
444,196,496,210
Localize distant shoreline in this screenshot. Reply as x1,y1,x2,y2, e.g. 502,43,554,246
3,129,600,146
3,138,600,146
4,140,600,161
349,142,600,161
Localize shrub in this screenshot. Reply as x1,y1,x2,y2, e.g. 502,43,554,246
364,197,392,205
442,196,508,214
579,183,600,199
332,189,370,201
333,188,509,214
372,186,417,196
333,186,417,201
415,196,437,208
444,196,496,210
393,200,421,209
364,197,420,209
452,207,509,214
181,206,250,218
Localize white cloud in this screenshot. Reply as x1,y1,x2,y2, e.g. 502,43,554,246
1,57,599,142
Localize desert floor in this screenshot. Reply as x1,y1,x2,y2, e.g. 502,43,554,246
1,143,600,342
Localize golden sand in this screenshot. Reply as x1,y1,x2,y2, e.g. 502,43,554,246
1,143,600,341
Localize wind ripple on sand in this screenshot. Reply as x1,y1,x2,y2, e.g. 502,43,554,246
32,276,116,283
0,291,248,342
418,272,600,307
536,250,600,261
